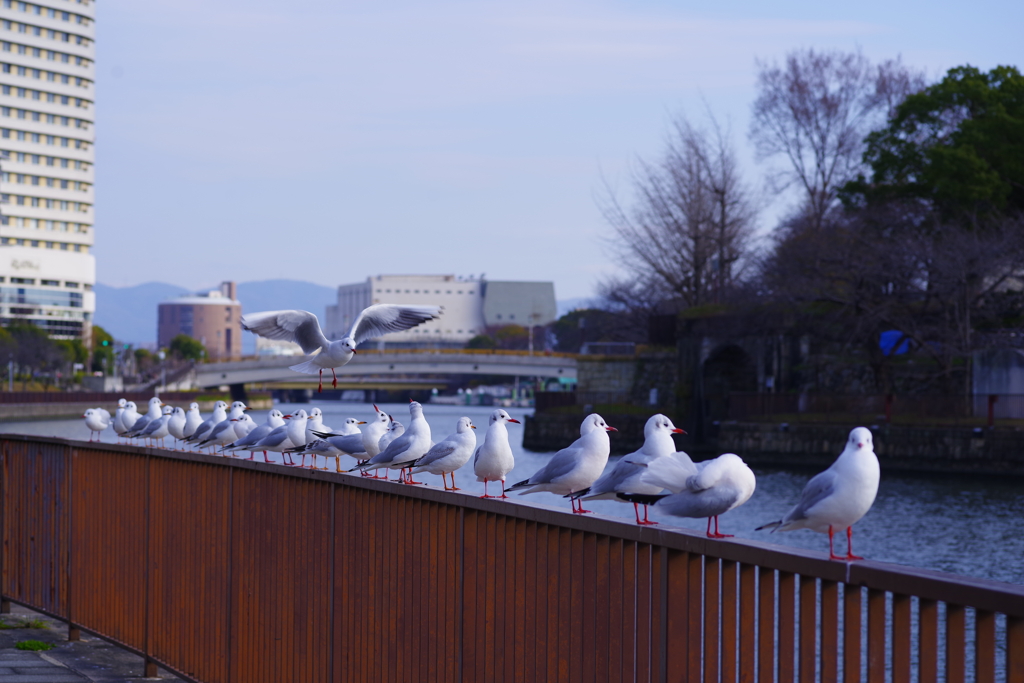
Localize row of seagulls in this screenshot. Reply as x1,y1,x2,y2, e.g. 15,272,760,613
240,304,442,392
82,395,879,560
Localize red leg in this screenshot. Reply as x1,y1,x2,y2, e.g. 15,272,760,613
499,480,508,499
450,473,460,492
332,368,338,389
406,468,423,485
575,495,592,514
640,505,658,526
845,526,864,561
828,526,843,560
263,451,269,463
707,517,714,537
480,480,494,499
318,369,323,393
633,502,642,524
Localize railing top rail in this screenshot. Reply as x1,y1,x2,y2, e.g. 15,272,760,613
6,432,1023,617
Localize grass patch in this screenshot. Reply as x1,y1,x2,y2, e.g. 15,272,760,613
15,640,53,651
0,617,47,629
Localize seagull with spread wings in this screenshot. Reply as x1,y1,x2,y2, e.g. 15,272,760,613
240,304,442,392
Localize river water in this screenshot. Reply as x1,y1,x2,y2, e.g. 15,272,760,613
4,402,1022,586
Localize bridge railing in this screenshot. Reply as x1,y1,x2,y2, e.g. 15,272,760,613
2,434,1023,682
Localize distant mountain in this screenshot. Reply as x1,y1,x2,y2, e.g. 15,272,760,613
93,279,338,349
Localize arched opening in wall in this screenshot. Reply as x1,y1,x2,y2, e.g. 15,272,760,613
702,344,757,421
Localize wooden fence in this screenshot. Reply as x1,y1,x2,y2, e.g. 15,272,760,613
2,434,1023,682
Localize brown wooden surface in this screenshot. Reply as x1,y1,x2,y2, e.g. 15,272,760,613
3,435,1024,683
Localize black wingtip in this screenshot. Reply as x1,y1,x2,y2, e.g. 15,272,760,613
615,492,668,505
565,487,591,499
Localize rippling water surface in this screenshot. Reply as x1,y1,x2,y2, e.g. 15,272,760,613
5,402,1023,585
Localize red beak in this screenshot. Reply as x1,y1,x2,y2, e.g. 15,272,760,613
351,349,357,354
606,426,618,432
373,404,379,412
858,442,864,448
284,415,292,419
508,418,521,424
671,428,686,434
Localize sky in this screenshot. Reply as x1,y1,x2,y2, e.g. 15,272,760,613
95,0,1024,300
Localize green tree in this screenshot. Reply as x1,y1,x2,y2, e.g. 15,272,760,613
845,65,1024,219
168,334,206,361
465,334,496,350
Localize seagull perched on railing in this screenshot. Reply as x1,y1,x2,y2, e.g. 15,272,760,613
756,426,879,561
240,304,442,392
410,416,477,490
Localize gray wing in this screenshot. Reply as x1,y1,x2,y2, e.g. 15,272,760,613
416,441,458,468
327,433,366,455
588,457,641,496
472,445,482,466
659,484,744,519
241,310,330,354
127,415,151,435
141,416,167,436
227,424,271,449
369,430,414,465
254,425,289,449
783,469,838,524
528,444,581,484
348,304,442,345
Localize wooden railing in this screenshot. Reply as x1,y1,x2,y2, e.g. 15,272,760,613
2,434,1023,682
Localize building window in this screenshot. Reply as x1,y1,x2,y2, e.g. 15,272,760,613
64,281,78,288
40,279,57,286
11,277,34,284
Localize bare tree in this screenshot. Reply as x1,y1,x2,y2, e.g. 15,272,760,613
601,113,758,310
750,48,925,229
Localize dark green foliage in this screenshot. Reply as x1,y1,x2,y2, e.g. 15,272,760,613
845,65,1024,218
168,334,206,361
15,640,53,651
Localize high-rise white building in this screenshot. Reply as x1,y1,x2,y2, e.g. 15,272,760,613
325,275,557,348
0,0,95,342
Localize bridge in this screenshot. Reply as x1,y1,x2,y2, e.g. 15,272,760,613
193,349,578,389
3,434,1023,682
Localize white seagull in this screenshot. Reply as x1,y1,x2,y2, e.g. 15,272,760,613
756,426,880,560
222,409,287,461
83,408,111,442
354,401,432,483
181,402,203,440
626,452,755,538
505,413,616,513
112,399,128,440
167,407,188,449
410,416,477,490
472,409,522,499
125,397,164,438
240,304,442,392
184,401,228,447
119,401,140,435
574,414,684,524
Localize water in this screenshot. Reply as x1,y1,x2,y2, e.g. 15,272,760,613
5,402,1024,585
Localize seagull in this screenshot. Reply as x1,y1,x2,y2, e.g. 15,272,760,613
410,416,477,490
119,401,140,435
125,397,164,439
137,406,174,447
756,426,880,560
367,416,405,478
200,414,251,452
240,304,442,392
623,453,755,537
472,409,521,499
573,414,684,524
166,407,187,449
112,398,128,441
222,409,287,461
353,401,432,483
505,413,616,513
288,428,368,472
184,401,228,447
83,408,111,442
181,402,203,441
252,413,302,466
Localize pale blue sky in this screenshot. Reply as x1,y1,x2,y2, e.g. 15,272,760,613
96,0,1023,299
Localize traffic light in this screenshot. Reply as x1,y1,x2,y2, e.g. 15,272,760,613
101,340,109,346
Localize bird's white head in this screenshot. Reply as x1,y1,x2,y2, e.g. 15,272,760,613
581,413,617,435
292,409,308,420
269,409,284,419
644,413,685,438
408,401,423,418
214,401,228,411
173,407,185,417
339,337,357,356
188,402,199,412
308,407,323,419
84,408,95,418
457,416,475,432
848,427,873,451
388,417,404,432
148,397,163,409
230,401,247,411
162,406,173,415
125,401,137,412
117,398,127,408
489,409,520,426
345,417,366,427
373,404,387,422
